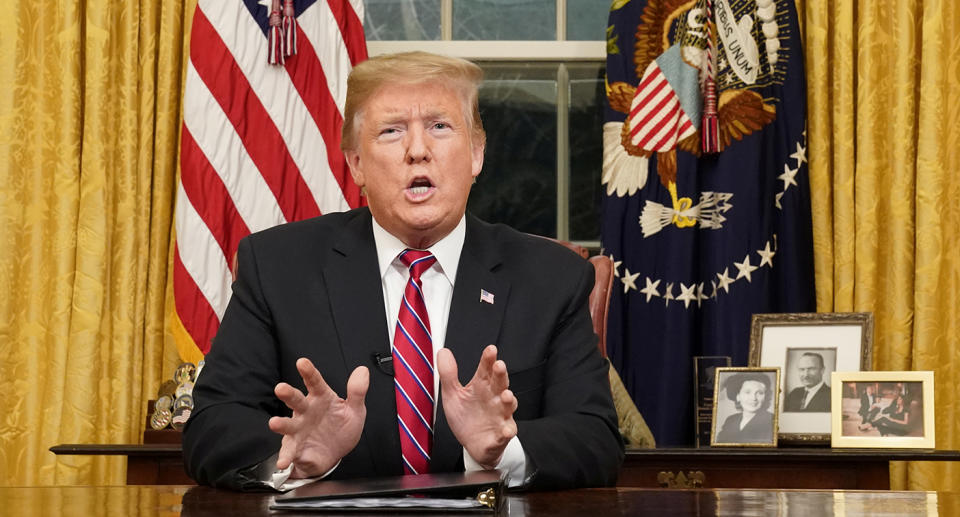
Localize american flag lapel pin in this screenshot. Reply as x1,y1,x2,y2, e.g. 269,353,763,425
480,289,495,305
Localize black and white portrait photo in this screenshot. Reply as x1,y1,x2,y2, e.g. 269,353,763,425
711,368,780,447
748,313,872,441
782,348,837,413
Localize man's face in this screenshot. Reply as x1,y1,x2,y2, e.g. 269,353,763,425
796,356,824,387
345,81,484,249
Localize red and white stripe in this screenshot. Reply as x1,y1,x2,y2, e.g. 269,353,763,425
393,250,437,475
627,61,696,153
174,0,367,356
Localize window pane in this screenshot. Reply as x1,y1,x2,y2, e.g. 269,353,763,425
469,64,558,237
567,63,605,241
566,0,608,41
364,0,441,41
453,0,556,41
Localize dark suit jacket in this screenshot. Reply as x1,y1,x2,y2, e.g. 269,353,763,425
783,384,830,412
715,411,774,444
858,392,876,418
182,208,623,490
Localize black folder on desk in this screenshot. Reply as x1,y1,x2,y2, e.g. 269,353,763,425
270,470,504,512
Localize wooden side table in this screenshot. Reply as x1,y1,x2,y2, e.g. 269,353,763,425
621,447,960,489
50,444,193,485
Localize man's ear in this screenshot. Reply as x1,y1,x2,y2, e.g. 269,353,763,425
470,140,485,178
345,149,365,187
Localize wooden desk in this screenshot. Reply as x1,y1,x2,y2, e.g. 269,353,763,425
2,485,956,516
50,444,960,489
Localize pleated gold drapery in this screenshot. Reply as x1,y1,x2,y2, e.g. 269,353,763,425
0,1,189,485
799,0,960,490
0,0,957,489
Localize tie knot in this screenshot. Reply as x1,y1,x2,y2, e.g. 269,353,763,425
399,249,436,279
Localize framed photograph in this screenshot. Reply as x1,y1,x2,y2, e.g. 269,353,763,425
693,356,732,447
748,312,873,443
710,367,781,447
831,371,935,448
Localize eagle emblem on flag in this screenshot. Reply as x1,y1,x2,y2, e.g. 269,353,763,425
603,0,784,236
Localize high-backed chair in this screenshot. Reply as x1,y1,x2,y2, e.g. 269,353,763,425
587,254,613,358
542,237,656,448
542,238,613,357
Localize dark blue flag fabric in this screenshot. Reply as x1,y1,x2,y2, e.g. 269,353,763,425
601,0,815,446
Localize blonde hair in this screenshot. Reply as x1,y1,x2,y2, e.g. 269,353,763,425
340,51,486,150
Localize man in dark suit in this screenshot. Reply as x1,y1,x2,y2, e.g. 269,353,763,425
182,52,623,491
857,384,882,430
783,352,830,412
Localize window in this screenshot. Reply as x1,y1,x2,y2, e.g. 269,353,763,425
365,0,607,246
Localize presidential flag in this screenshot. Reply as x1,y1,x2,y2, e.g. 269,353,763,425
172,0,367,361
601,0,815,445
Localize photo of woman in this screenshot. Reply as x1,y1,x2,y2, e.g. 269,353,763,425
711,368,780,446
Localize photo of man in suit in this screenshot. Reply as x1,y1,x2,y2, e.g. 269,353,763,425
857,383,883,429
783,352,831,412
182,51,624,492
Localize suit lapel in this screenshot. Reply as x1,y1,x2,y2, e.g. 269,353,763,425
431,216,511,472
322,210,401,475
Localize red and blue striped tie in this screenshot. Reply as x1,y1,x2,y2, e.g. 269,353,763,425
393,249,437,475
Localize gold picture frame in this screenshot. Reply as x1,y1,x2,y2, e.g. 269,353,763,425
831,370,935,449
748,312,873,443
710,367,781,447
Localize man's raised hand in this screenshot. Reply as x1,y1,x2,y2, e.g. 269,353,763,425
268,358,369,478
437,345,518,469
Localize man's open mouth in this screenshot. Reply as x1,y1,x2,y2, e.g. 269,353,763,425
408,177,433,195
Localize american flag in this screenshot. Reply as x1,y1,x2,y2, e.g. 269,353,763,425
479,289,495,305
172,0,367,360
628,46,699,152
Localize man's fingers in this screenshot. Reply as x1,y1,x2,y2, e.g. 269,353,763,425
296,357,334,396
437,348,462,392
268,415,288,435
470,345,498,383
269,416,301,469
346,366,370,411
480,344,498,370
490,359,509,393
501,420,517,440
275,435,296,471
276,454,292,471
274,383,309,413
500,389,518,414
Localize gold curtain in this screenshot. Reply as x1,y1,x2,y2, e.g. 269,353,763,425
800,0,960,490
0,1,190,485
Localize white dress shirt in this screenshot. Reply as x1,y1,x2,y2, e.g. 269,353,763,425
372,216,528,487
802,381,825,409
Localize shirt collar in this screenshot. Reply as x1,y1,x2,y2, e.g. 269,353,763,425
806,381,825,394
371,215,466,285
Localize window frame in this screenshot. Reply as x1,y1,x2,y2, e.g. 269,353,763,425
366,0,605,246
